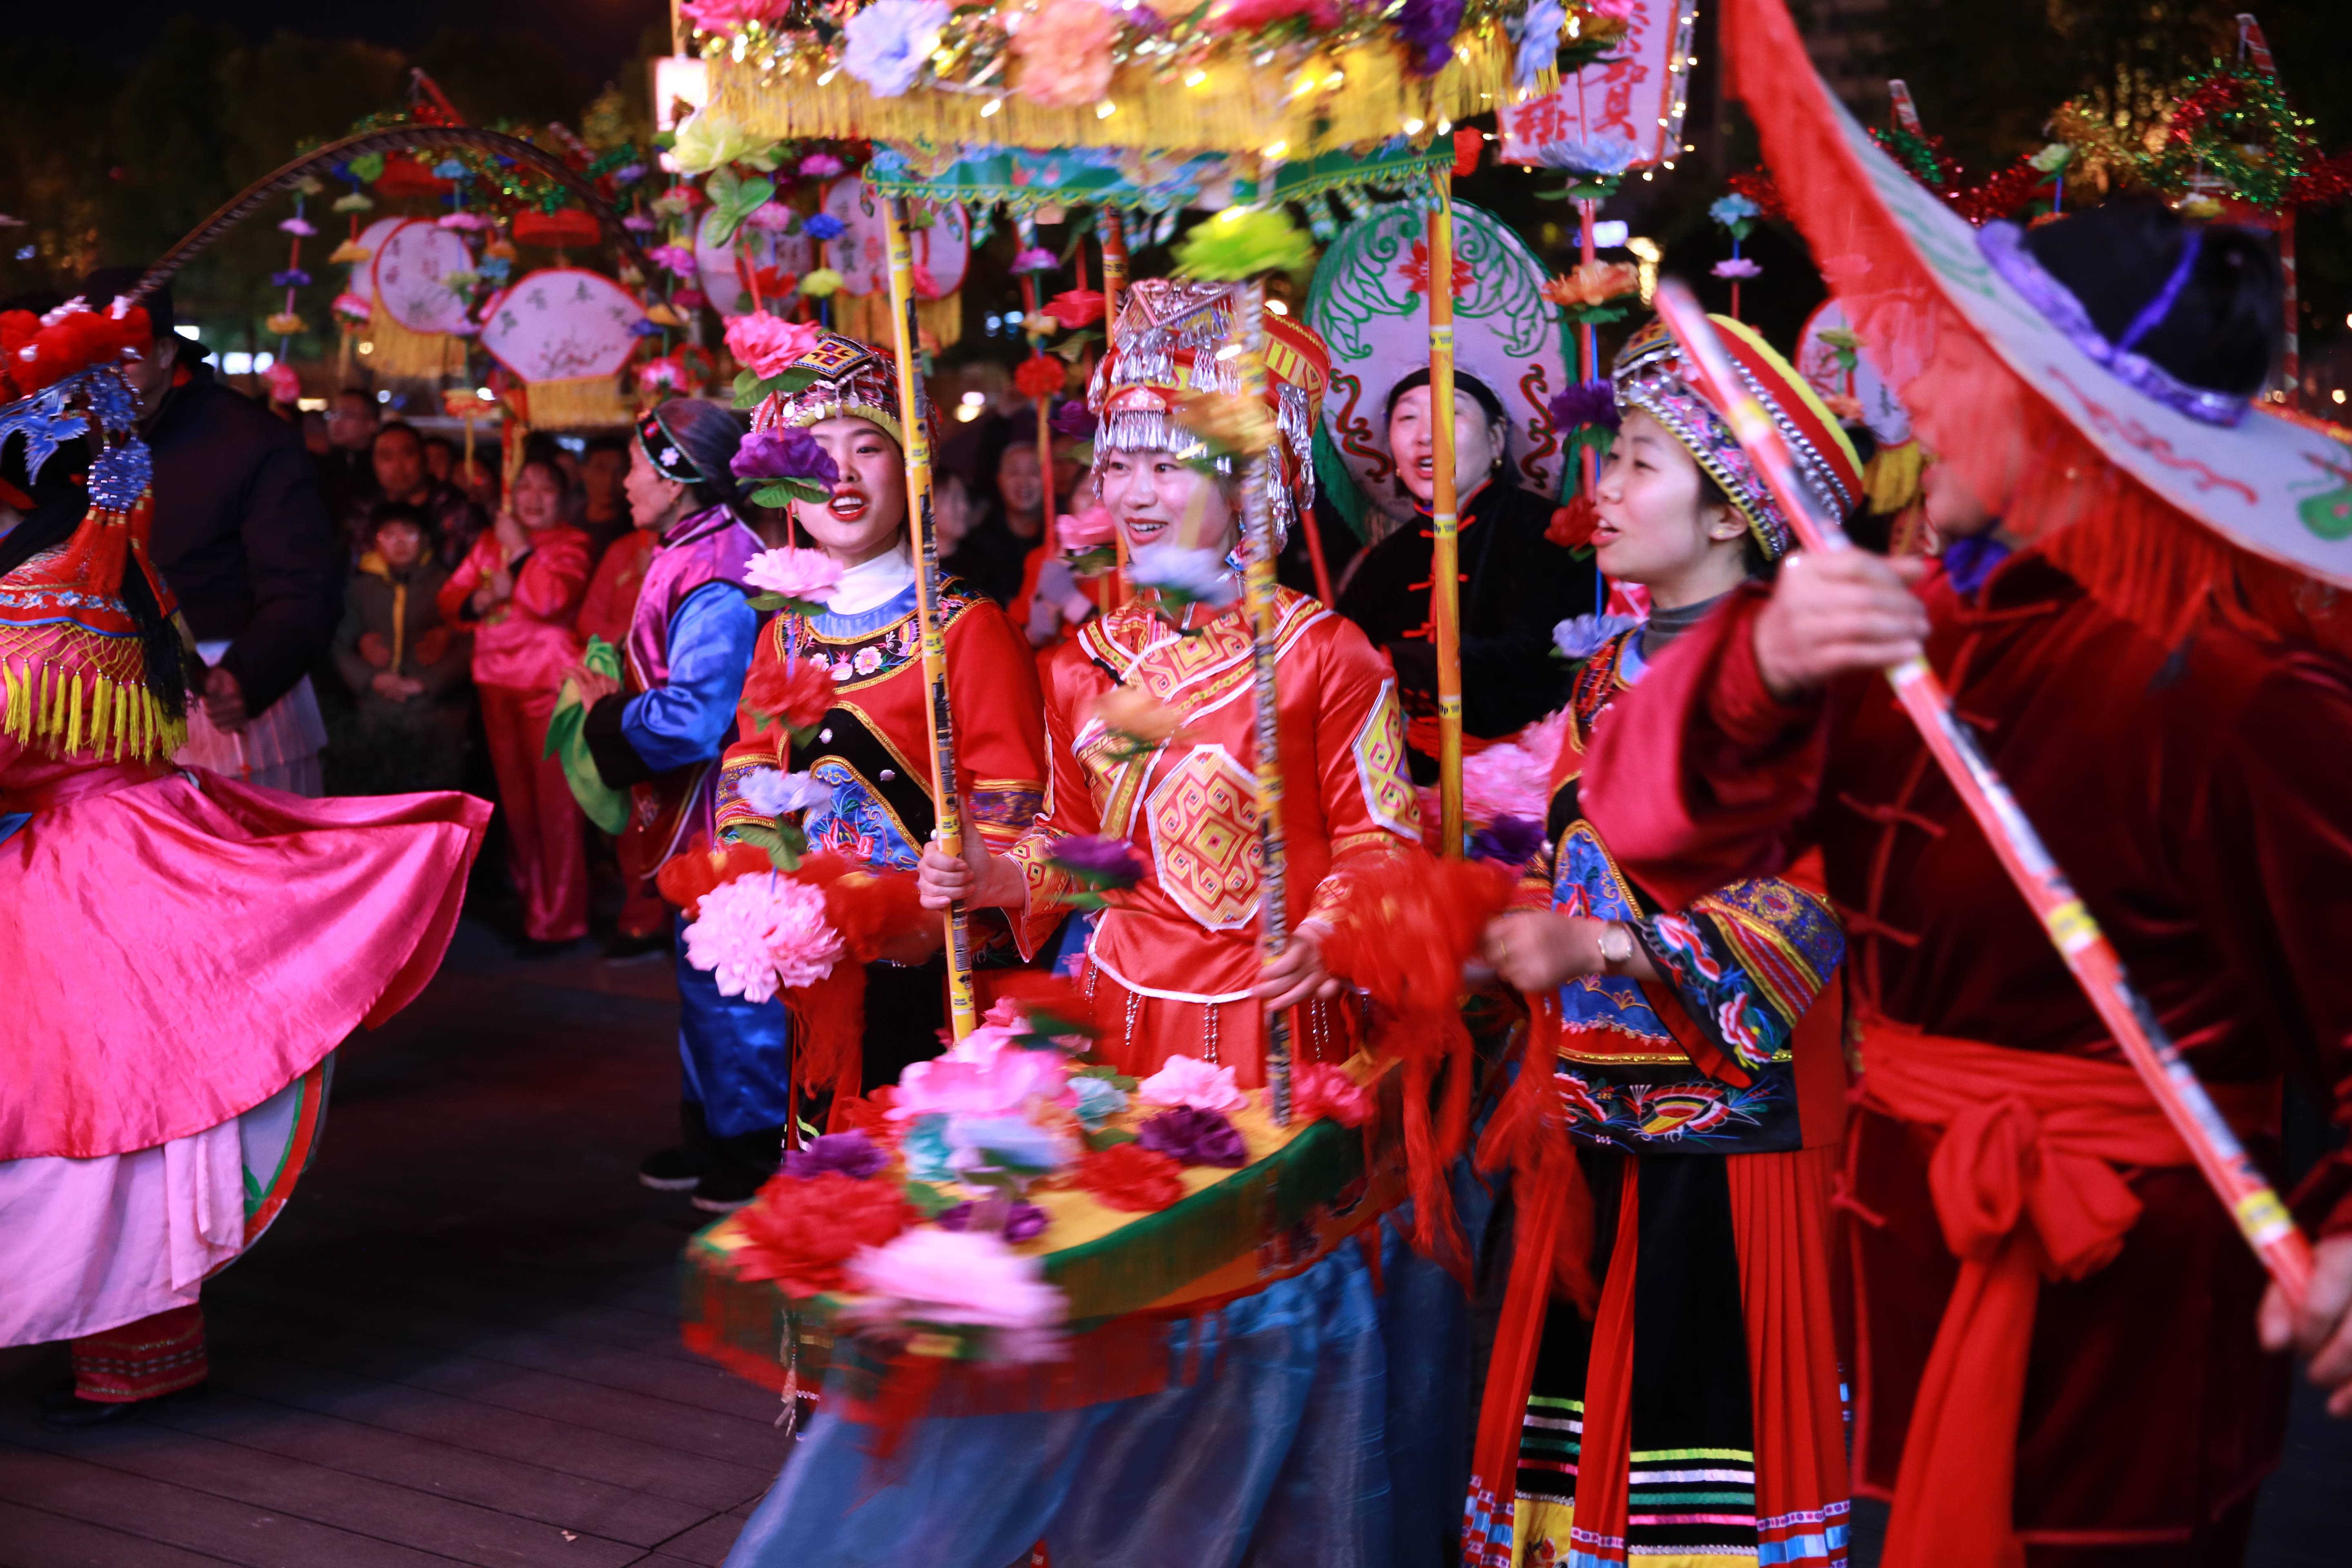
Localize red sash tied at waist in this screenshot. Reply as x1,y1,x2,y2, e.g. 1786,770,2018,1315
1859,1014,2278,1568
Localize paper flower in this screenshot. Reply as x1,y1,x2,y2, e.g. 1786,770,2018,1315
269,268,311,289
1294,1062,1372,1128
1462,706,1572,826
1021,312,1061,338
622,212,658,234
745,546,844,599
1011,0,1118,109
1046,834,1144,888
1009,247,1059,274
1709,192,1761,231
744,203,796,233
612,163,646,185
1127,542,1239,611
331,192,374,214
1050,400,1098,440
735,426,841,483
431,160,467,180
1075,1143,1187,1212
845,1228,1067,1359
1091,685,1183,751
1042,289,1105,329
900,1114,957,1183
796,268,844,298
1553,611,1642,662
841,0,949,100
1712,257,1762,280
262,362,302,404
1068,1074,1128,1131
629,318,666,339
893,1036,1070,1121
436,212,490,232
1208,0,1338,30
1545,379,1620,434
1468,814,1546,867
1057,505,1116,551
802,212,848,242
682,872,844,1002
800,152,846,178
1540,261,1640,311
936,1201,1049,1242
277,216,318,237
1135,1054,1245,1113
1393,0,1465,76
781,1130,889,1180
648,244,700,279
737,767,829,820
725,310,825,378
735,1171,914,1296
1513,0,1566,86
1523,136,1639,179
740,653,837,733
328,239,373,266
946,1114,1076,1183
670,111,777,177
1013,355,1066,400
1137,1105,1248,1168
331,292,371,323
264,312,306,337
1172,206,1312,281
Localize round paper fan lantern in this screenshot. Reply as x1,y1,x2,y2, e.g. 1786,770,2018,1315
477,267,647,429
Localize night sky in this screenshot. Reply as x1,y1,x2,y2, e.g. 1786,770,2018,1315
29,0,659,84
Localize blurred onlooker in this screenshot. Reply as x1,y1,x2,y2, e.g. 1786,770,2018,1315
578,434,632,556
317,388,381,537
372,422,483,570
943,437,1040,607
89,267,343,796
421,434,459,488
439,455,593,952
327,504,472,795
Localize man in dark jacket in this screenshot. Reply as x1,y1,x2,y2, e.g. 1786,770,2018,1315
87,267,345,794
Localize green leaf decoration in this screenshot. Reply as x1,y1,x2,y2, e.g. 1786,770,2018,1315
1173,206,1315,283
1083,1127,1138,1152
347,152,386,184
750,478,831,508
901,1182,961,1218
706,167,778,248
731,818,807,872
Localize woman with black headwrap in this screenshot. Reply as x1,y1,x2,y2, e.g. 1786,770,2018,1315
1337,368,1601,785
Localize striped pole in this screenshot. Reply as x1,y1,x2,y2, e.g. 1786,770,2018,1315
883,196,978,1038
1653,279,2311,1305
1428,171,1466,859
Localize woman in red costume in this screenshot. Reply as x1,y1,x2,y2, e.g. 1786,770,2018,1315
439,453,592,950
918,278,1423,1086
1582,198,2352,1566
1470,316,1856,1568
0,300,486,1424
714,330,1046,1096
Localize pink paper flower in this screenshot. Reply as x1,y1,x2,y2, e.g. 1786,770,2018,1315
648,244,701,278
1460,705,1570,827
725,309,826,378
1711,257,1762,280
680,0,788,30
800,153,846,178
1011,0,1119,110
744,547,844,599
844,1228,1067,1361
682,873,844,1002
1294,1062,1372,1128
1056,506,1116,552
891,1036,1071,1120
1135,1055,1245,1113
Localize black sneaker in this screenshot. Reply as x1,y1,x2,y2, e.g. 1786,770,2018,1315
638,1146,708,1192
690,1160,771,1213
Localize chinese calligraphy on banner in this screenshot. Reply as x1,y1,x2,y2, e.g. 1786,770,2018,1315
1499,0,1698,171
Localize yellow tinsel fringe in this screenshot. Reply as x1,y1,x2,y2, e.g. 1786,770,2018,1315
522,374,635,431
364,299,468,380
710,27,1540,160
3,658,187,764
831,292,962,356
1865,439,1925,516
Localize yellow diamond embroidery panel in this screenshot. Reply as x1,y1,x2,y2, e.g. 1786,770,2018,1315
1146,743,1263,931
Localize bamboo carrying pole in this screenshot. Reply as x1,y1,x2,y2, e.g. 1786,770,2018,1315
1651,280,2313,1305
1234,281,1296,1127
1099,210,1133,607
883,196,979,1039
1427,172,1466,859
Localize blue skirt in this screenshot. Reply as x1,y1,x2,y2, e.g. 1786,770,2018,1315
725,1198,1482,1568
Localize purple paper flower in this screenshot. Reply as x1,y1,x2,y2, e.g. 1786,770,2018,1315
623,213,658,233
629,317,666,337
800,153,847,178
613,163,647,185
1136,1106,1248,1169
1393,0,1465,77
1047,834,1144,888
1712,257,1762,280
1049,399,1096,439
732,426,843,483
936,1200,1049,1242
1469,814,1546,866
1010,247,1058,274
270,268,312,289
803,212,848,242
781,1130,888,1180
648,244,699,279
1545,379,1619,434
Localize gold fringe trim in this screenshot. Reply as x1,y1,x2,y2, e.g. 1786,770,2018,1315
831,292,962,356
709,27,1539,160
364,299,468,380
521,374,635,431
1,657,187,764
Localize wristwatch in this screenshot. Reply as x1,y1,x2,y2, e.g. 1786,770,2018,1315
1596,922,1636,976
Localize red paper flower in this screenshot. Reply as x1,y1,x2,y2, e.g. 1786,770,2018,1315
1042,288,1105,329
1075,1143,1187,1212
655,835,775,916
742,653,835,733
733,1171,916,1296
1014,355,1067,400
833,1087,899,1138
1546,494,1599,550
